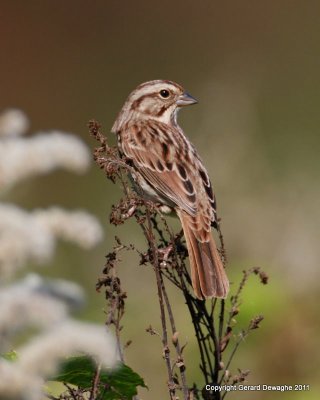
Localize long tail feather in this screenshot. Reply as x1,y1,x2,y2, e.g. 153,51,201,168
178,211,229,299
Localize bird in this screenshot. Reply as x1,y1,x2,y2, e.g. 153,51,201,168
111,80,229,299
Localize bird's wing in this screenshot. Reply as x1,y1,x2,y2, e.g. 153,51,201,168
120,121,215,226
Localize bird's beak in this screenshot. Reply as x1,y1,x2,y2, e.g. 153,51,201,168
176,92,198,106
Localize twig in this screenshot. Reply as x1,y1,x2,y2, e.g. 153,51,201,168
145,206,176,400
219,333,244,387
162,276,189,399
218,300,225,348
90,363,101,400
63,383,79,400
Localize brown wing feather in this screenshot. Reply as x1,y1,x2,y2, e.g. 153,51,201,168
120,121,203,217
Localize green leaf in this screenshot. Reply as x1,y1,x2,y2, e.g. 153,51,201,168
2,350,18,362
52,356,94,387
101,363,147,399
52,355,147,399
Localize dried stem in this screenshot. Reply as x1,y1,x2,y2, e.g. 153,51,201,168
162,275,189,398
145,206,177,399
89,363,101,400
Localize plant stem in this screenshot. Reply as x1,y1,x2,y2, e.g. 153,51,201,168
145,206,176,400
162,277,189,399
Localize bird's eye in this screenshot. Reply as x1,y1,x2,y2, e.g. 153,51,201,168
159,89,170,99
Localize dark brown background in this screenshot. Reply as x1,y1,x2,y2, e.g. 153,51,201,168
1,1,319,399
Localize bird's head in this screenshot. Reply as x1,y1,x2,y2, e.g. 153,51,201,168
112,80,197,132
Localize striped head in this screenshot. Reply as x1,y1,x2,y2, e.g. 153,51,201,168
111,80,197,132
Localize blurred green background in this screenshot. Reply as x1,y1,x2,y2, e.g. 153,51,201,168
1,1,319,398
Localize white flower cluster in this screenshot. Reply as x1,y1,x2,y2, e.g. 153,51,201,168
0,109,29,137
0,109,103,277
0,274,85,347
0,110,117,400
0,321,118,400
0,109,90,190
0,204,103,277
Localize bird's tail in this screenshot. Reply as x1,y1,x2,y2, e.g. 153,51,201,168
178,210,229,299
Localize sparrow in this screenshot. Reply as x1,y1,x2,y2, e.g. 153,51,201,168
111,80,229,299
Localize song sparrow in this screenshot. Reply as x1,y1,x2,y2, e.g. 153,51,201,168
112,80,229,299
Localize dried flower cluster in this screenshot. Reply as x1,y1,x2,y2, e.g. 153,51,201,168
0,110,117,400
